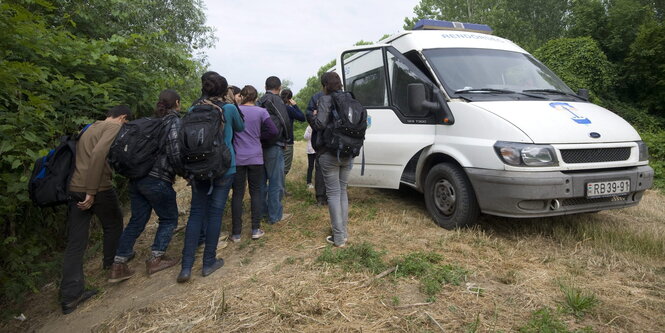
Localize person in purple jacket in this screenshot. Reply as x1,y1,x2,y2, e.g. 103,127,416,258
230,85,278,242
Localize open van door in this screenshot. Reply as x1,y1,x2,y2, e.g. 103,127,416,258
340,46,442,189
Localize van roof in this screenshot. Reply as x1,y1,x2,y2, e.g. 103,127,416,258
381,30,527,54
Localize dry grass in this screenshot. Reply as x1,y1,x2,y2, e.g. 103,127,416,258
4,141,665,332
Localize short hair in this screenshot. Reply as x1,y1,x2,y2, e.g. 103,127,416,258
106,105,132,119
321,72,343,93
240,85,258,105
265,76,281,91
280,89,293,105
201,71,228,98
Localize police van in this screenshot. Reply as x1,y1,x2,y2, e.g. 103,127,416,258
337,19,654,229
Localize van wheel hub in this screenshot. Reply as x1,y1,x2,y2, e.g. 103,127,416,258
434,179,456,215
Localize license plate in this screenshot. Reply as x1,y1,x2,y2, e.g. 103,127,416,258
586,179,630,198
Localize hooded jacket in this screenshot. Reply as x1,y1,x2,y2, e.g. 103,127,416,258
257,92,292,147
148,110,184,183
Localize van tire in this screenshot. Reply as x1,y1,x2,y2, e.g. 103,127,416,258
424,163,479,229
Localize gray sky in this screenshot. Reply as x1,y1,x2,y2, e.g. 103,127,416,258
201,0,420,94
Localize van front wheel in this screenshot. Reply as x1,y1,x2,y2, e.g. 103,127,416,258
424,163,479,229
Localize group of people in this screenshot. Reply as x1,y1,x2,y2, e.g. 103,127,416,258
58,71,355,315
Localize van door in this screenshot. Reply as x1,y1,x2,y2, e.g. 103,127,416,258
341,46,439,189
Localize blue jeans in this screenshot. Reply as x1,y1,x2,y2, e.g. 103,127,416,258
116,176,178,258
319,153,353,246
261,145,284,223
181,175,234,269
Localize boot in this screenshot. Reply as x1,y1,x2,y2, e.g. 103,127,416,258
146,255,179,275
108,263,134,283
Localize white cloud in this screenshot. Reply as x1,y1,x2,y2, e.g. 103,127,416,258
201,0,420,94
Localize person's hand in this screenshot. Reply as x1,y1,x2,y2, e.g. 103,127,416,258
77,194,95,210
289,99,297,106
313,109,318,116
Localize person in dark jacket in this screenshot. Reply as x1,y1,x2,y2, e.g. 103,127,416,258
257,76,292,224
108,89,184,283
280,88,305,177
306,91,327,205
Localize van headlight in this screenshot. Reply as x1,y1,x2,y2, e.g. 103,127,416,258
636,140,649,161
494,141,559,167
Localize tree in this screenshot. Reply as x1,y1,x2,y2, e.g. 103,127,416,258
624,21,665,116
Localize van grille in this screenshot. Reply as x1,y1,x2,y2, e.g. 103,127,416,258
561,195,628,207
560,147,631,164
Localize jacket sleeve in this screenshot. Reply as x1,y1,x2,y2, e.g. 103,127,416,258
314,95,332,132
227,104,245,132
164,115,185,176
84,123,120,195
261,113,279,140
288,105,306,122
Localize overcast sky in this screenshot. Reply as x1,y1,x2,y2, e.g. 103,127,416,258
201,0,420,94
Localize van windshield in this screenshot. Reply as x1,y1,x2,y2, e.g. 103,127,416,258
423,48,576,100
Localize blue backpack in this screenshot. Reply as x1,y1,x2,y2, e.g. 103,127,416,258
28,124,90,207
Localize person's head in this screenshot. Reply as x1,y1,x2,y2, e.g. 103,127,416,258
265,76,281,92
239,85,258,105
201,71,228,98
280,89,293,105
106,105,132,123
155,89,181,117
321,72,342,94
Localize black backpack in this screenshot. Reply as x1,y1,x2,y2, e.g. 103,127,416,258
108,117,163,179
179,100,230,182
324,91,368,158
28,124,91,207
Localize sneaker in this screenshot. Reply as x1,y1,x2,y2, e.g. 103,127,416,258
61,289,98,315
325,236,346,247
229,234,241,243
108,262,134,283
251,229,265,240
177,268,191,283
202,258,225,277
146,255,179,275
307,183,314,189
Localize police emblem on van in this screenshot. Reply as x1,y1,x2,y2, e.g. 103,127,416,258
549,102,591,125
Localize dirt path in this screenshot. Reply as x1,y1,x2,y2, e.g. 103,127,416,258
5,142,665,332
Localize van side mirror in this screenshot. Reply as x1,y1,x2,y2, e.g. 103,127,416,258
577,89,589,101
407,83,437,117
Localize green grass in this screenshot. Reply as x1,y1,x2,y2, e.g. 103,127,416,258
558,283,599,318
518,307,596,333
391,251,467,296
316,242,387,274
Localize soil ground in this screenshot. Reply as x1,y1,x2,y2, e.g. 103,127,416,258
2,142,664,332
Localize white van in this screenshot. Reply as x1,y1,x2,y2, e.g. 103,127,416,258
337,19,654,229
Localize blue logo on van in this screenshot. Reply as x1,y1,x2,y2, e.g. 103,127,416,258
366,115,372,129
549,102,591,125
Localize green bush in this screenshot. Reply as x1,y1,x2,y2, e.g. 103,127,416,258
623,21,665,118
0,0,210,309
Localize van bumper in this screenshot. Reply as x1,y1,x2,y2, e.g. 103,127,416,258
465,166,654,218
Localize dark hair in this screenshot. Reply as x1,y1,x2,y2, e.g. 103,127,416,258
229,85,241,96
280,89,293,105
321,72,343,94
265,76,281,91
240,85,258,105
201,71,228,98
155,89,180,118
106,105,132,119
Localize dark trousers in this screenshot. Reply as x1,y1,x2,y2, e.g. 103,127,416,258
60,189,123,303
232,165,264,235
306,153,315,184
315,154,327,202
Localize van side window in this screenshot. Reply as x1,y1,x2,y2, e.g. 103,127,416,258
387,50,433,117
342,49,388,107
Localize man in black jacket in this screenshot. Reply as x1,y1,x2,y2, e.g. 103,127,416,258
108,89,184,283
257,76,292,223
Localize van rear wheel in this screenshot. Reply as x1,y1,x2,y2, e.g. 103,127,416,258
424,163,479,229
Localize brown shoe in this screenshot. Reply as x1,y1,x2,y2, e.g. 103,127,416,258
146,255,179,275
108,263,134,283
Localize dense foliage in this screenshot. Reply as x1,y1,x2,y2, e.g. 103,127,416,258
0,0,212,308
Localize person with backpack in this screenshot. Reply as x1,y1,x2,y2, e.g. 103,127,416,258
306,91,328,206
257,76,292,224
279,88,305,180
177,72,244,283
60,105,131,314
108,89,184,283
313,72,367,247
230,85,278,242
